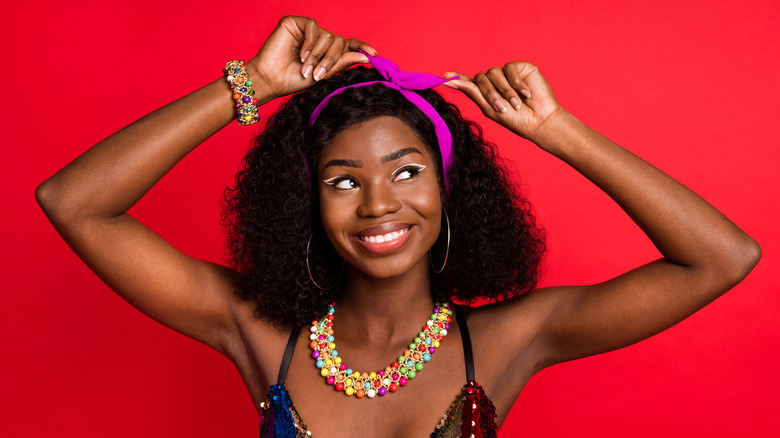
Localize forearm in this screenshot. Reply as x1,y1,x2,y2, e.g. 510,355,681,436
533,110,760,279
36,74,271,222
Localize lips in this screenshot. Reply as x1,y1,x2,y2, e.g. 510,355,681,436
354,224,414,255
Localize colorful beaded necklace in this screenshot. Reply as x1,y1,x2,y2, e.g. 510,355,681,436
309,302,451,398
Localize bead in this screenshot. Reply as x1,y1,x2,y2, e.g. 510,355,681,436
369,372,377,379
318,335,325,340
378,387,387,396
363,382,370,389
399,366,408,374
392,373,399,380
407,370,416,379
327,336,334,342
232,93,241,100
336,374,345,381
406,361,414,368
315,360,324,368
310,334,317,341
345,369,353,375
246,80,253,86
310,326,317,333
444,323,450,330
434,340,440,347
378,370,385,377
326,376,335,385
345,378,353,386
440,329,448,336
356,389,365,398
429,347,436,354
331,350,339,357
389,384,398,392
409,343,416,349
361,373,369,380
325,359,332,366
310,341,318,349
367,389,376,398
335,357,342,364
320,368,329,377
312,351,320,359
399,377,408,386
383,378,391,386
423,353,431,361
373,380,381,388
335,382,344,391
353,372,361,378
415,362,424,371
345,387,355,396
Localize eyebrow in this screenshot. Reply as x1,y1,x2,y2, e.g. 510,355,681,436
381,147,423,164
321,158,363,169
321,147,424,170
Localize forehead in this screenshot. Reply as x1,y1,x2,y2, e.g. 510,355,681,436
317,116,433,165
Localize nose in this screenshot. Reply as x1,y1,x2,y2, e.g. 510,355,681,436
357,180,402,218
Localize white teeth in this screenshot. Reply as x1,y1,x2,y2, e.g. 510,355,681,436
360,227,409,243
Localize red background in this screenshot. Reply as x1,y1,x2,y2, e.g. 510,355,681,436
2,0,778,436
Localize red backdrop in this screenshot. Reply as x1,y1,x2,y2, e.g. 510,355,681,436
2,0,778,436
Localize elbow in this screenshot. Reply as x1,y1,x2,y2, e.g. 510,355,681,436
721,234,761,287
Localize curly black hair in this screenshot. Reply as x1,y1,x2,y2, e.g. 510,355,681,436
222,66,545,330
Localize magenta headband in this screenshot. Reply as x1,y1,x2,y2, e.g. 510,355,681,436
308,51,458,189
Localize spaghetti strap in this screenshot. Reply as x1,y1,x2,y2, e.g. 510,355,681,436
454,304,475,382
276,326,300,386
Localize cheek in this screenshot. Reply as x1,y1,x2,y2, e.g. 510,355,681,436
318,194,351,242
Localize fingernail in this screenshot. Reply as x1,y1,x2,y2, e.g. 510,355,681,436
520,89,531,98
510,97,521,110
301,51,310,63
494,99,507,113
302,64,313,79
313,67,326,81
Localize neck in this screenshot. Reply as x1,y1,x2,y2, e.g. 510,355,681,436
335,261,436,345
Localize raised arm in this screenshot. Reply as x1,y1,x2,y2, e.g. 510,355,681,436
444,62,760,370
35,16,374,353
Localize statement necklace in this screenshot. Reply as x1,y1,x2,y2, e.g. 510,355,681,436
309,302,451,398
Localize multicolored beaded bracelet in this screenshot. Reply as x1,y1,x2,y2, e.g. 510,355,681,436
223,60,260,126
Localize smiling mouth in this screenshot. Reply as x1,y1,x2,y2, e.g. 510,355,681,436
357,226,411,243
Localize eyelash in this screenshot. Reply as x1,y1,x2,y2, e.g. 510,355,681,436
322,164,427,190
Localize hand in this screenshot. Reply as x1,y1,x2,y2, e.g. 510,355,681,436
245,16,376,103
444,62,562,144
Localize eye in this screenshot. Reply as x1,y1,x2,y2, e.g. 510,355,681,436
393,164,427,182
323,176,359,190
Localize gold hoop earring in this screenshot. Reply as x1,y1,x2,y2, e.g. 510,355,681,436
430,208,450,274
306,232,345,290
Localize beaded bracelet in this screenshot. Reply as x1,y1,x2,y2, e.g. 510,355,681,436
224,60,260,126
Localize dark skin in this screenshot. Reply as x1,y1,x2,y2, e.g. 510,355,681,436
36,15,760,437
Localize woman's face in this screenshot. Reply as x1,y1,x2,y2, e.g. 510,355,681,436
317,116,443,280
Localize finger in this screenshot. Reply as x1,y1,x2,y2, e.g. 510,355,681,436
345,38,377,56
331,50,370,72
475,71,509,114
504,62,538,99
442,72,494,116
299,18,319,64
302,30,336,80
312,34,347,81
485,67,524,110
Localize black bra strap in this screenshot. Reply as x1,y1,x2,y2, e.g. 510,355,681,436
277,326,300,386
455,304,475,382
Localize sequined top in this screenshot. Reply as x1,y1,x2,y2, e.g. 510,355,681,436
258,305,498,437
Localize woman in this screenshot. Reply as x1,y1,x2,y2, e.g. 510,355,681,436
36,15,760,437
